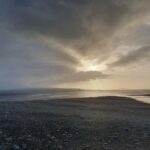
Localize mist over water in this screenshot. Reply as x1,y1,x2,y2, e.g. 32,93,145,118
0,89,149,104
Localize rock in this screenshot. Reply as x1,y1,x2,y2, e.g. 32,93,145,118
68,134,72,138
50,136,56,141
57,145,63,149
104,142,107,146
0,145,4,150
107,140,111,143
27,135,31,138
56,129,60,132
114,132,118,136
135,142,141,146
6,137,13,142
147,133,150,136
22,144,27,149
145,123,150,127
13,144,20,150
124,128,129,132
111,136,118,141
143,133,149,138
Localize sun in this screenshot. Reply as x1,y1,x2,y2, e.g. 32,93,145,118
77,59,107,72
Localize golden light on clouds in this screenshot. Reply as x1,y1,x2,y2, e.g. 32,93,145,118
77,59,107,72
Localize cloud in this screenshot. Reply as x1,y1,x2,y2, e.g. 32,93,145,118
0,0,150,89
1,0,150,56
109,46,150,67
0,29,77,89
58,71,109,83
120,24,150,46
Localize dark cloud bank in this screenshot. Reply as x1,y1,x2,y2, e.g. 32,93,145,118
0,0,150,89
109,46,150,67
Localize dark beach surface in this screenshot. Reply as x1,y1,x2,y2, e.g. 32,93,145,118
0,96,149,150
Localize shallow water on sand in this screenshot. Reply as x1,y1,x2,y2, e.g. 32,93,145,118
131,96,150,104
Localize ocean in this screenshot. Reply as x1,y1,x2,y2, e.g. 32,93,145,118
0,88,149,104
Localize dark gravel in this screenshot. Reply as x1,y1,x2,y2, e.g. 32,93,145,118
0,96,149,150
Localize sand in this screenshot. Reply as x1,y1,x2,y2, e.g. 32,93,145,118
0,96,149,150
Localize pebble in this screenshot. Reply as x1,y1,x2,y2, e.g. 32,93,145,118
13,144,20,150
57,145,63,149
143,133,149,138
0,145,4,150
135,142,141,146
124,128,129,132
114,132,118,136
147,133,150,136
107,140,111,143
22,144,27,149
104,143,107,146
50,136,56,141
27,135,32,138
111,136,118,141
6,137,12,142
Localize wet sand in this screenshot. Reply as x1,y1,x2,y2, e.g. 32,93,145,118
0,96,149,150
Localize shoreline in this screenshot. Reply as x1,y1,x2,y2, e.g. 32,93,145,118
0,95,149,105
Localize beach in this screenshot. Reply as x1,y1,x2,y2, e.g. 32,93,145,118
0,96,149,150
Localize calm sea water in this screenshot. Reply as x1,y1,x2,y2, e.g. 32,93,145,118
0,89,149,104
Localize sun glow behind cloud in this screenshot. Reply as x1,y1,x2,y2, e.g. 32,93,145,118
77,59,107,72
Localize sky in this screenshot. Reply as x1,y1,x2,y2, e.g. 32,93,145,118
0,0,150,90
